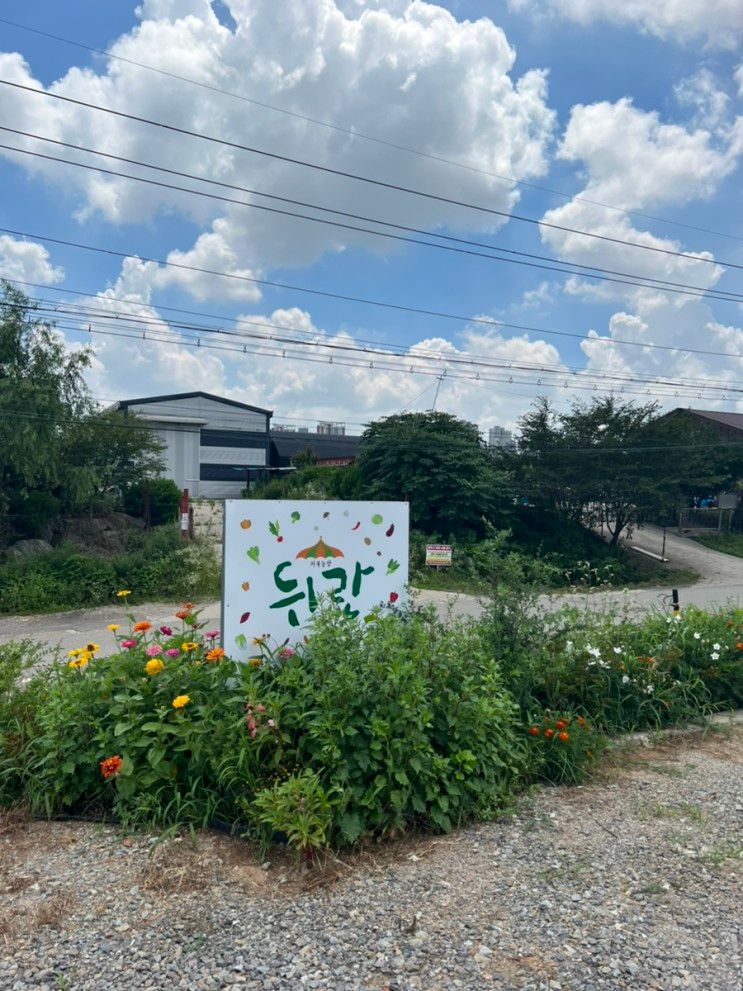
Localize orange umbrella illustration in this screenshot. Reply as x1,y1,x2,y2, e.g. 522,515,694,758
296,537,344,560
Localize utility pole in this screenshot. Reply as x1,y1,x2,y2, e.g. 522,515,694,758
430,373,445,411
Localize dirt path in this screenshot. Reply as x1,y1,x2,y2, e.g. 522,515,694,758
1,726,740,990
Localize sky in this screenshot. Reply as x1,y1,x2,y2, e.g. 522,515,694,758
0,0,741,435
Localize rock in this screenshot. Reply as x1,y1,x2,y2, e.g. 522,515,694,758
6,538,53,561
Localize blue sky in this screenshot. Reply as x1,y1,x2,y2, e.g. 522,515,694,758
0,0,741,432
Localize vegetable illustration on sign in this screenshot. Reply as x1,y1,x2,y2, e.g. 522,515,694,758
223,501,409,658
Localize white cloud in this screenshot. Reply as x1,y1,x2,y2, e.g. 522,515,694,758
511,0,743,49
0,235,64,285
0,0,556,299
674,69,730,129
735,64,743,97
537,98,740,307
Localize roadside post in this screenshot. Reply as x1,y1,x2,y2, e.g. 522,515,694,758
672,588,680,614
179,488,190,542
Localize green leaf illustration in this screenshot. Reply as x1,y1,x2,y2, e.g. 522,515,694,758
268,520,280,537
371,513,384,525
291,511,301,523
235,634,247,650
386,558,400,575
247,546,260,563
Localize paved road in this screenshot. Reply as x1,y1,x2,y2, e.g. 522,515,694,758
1,526,740,656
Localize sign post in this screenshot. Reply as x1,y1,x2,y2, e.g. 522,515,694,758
222,500,409,660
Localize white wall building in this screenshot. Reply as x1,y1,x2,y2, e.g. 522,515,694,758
112,391,272,499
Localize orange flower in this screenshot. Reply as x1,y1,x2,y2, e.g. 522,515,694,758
206,647,225,663
528,726,540,736
175,609,191,620
544,728,555,739
248,657,262,668
132,621,152,633
100,755,123,779
576,716,586,727
737,642,743,651
555,719,568,730
558,731,570,742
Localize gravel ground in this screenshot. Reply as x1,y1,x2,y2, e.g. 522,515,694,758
1,728,740,991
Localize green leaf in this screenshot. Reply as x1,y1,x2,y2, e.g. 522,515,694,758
339,811,364,843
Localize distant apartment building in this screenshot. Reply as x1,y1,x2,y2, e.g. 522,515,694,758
487,425,514,449
317,421,346,436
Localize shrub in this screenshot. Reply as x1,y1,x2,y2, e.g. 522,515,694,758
0,528,220,614
8,490,61,539
123,478,181,527
2,604,525,847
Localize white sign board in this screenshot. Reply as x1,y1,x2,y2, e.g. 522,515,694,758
222,500,409,659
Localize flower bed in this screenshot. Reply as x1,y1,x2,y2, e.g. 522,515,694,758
1,598,740,855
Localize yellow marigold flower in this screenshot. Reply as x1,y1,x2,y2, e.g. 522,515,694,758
172,694,190,709
116,590,132,598
145,658,165,676
107,624,120,632
181,641,198,652
206,647,225,663
248,657,262,668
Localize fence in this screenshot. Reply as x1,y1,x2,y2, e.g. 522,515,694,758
677,507,733,534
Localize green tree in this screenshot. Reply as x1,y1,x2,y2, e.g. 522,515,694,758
63,410,165,512
0,282,91,539
515,397,728,547
357,411,511,537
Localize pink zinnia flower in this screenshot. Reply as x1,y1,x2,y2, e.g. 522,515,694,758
267,719,275,728
159,625,173,636
165,648,180,657
255,703,266,713
146,644,163,657
279,646,295,658
205,630,220,640
120,639,137,649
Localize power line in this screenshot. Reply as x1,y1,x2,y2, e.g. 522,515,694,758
1,15,739,245
5,130,739,299
5,274,743,363
33,317,743,404
3,227,743,362
2,78,738,273
21,296,743,395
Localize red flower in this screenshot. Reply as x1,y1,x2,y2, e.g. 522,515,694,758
528,726,540,736
737,642,743,651
555,719,568,730
558,731,570,742
100,755,123,779
544,728,555,739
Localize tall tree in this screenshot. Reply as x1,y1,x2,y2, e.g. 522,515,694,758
515,396,729,547
357,411,511,537
0,282,91,517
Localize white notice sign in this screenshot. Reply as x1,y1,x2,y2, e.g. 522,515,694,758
222,500,409,659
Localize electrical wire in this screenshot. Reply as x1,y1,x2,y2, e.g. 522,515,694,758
0,16,739,244
18,296,743,395
5,274,743,363
2,78,739,272
2,131,739,300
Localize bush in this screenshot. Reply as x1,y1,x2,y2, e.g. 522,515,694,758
0,604,525,850
0,528,220,614
8,490,61,538
482,603,741,733
123,478,181,527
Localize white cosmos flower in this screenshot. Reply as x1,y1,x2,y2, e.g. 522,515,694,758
622,675,630,684
711,652,720,661
712,643,721,650
645,684,655,694
693,632,701,640
613,647,623,655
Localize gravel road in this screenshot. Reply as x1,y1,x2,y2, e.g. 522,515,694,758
1,726,740,991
